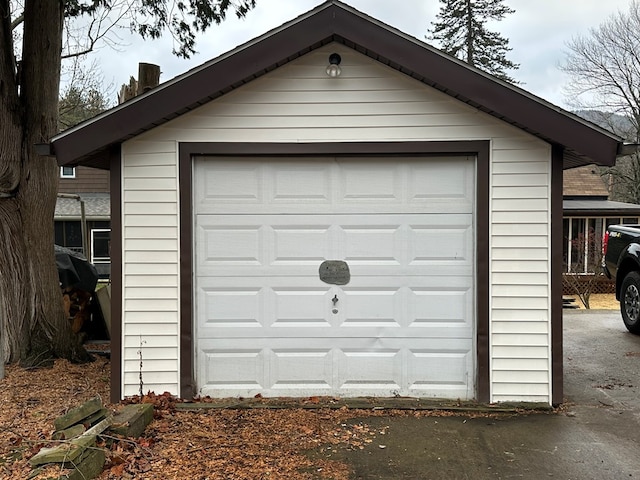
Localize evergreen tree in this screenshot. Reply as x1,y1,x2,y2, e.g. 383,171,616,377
59,86,109,131
428,0,519,83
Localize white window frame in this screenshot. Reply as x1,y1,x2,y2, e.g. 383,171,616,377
90,229,110,264
60,166,76,178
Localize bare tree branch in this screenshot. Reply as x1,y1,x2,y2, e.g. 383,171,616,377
561,1,640,203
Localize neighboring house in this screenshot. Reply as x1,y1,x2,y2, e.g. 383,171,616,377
563,165,640,273
55,166,111,278
48,1,626,405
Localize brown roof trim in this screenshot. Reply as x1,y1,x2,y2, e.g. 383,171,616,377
178,140,491,402
564,209,640,217
51,1,619,169
563,199,640,217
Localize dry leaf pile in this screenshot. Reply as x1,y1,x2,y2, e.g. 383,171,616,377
0,359,387,480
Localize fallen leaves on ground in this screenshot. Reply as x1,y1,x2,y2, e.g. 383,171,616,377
0,357,111,479
0,358,525,480
0,359,368,479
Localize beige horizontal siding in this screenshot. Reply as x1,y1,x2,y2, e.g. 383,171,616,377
121,141,180,397
493,285,548,297
124,275,179,287
123,347,178,360
122,311,180,322
125,297,178,311
491,236,548,248
493,357,549,369
492,370,549,383
491,309,549,322
124,263,178,275
124,203,178,215
493,198,549,211
492,321,549,334
489,145,550,402
120,43,553,403
124,227,177,239
493,345,549,359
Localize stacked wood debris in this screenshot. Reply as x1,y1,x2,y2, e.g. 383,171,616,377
62,286,93,334
28,396,153,480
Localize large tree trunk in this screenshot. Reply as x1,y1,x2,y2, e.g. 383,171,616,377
0,0,90,366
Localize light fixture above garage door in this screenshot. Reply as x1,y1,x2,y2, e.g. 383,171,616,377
326,53,342,77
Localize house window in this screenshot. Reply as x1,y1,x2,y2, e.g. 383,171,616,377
60,166,76,178
54,221,84,254
91,229,110,264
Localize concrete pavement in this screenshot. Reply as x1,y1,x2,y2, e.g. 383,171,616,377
327,310,640,479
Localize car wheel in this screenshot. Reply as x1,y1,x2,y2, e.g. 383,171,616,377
621,271,640,334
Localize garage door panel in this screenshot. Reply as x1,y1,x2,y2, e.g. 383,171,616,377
273,288,332,326
339,162,402,202
197,161,263,205
272,226,331,264
198,224,263,265
200,348,267,390
197,338,474,397
337,349,403,391
198,327,474,340
408,287,473,327
199,288,262,328
196,264,473,277
196,214,473,273
407,158,474,203
272,162,333,203
341,225,402,265
408,221,473,265
408,347,474,387
270,349,333,390
341,288,402,327
194,156,474,215
196,280,473,336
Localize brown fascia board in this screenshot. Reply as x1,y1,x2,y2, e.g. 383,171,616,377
51,1,620,167
564,208,640,217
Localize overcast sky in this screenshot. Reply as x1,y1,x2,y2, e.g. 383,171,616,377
86,0,633,109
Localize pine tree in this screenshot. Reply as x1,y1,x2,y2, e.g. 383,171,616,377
428,0,519,83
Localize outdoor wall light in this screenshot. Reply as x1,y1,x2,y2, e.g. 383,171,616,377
326,53,342,77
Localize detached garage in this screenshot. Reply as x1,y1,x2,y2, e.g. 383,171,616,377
50,1,622,405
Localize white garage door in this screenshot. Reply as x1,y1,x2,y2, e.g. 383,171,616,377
194,156,475,399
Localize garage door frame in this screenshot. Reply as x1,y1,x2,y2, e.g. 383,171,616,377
178,141,490,401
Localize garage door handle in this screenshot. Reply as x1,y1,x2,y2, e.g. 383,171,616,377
332,294,339,306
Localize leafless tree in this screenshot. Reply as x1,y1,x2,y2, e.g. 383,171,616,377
563,228,604,309
561,1,640,203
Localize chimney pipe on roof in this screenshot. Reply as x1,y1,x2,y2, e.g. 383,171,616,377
137,63,161,95
117,63,161,104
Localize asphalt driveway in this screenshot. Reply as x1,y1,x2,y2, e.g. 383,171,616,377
327,310,640,479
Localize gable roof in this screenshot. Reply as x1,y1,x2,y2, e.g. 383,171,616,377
50,0,622,170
